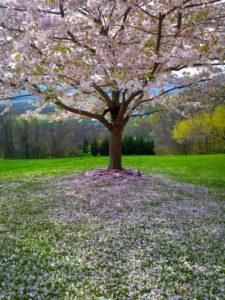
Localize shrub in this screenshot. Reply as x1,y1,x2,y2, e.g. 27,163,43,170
144,140,155,155
122,135,155,155
173,105,225,154
82,138,89,153
98,138,109,156
122,135,136,155
135,136,146,155
90,139,99,156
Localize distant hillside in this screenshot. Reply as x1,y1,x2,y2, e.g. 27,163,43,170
0,93,55,115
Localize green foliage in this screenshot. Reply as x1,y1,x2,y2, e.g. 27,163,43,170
82,138,89,154
90,135,155,156
197,43,210,53
144,39,155,48
52,45,71,54
33,65,45,75
145,71,156,81
122,135,155,155
194,11,208,22
135,136,146,155
144,140,155,155
90,139,98,156
173,105,225,154
98,138,109,156
122,135,136,155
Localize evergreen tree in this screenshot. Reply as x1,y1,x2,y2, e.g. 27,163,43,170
122,135,155,155
122,135,136,155
98,138,109,156
90,139,99,156
144,140,155,155
135,136,145,155
82,138,89,153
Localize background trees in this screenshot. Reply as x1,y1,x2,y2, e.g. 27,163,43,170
0,115,14,158
96,136,155,156
0,114,156,158
90,139,99,156
0,116,101,158
173,105,225,154
0,102,224,159
122,136,155,155
98,138,109,156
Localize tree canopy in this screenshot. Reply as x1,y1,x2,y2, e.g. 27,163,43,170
1,0,225,122
1,0,225,168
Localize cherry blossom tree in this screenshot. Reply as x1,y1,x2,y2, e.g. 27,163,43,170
0,0,225,169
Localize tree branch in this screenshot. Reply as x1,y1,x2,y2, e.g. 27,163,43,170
67,30,96,54
116,90,143,123
131,109,165,118
135,4,158,19
113,6,132,39
54,99,112,130
168,62,225,72
92,83,112,105
184,0,223,9
0,4,62,15
133,79,211,109
152,12,164,75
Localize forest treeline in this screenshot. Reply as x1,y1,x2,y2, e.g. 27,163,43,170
89,136,155,156
0,114,157,159
0,104,224,159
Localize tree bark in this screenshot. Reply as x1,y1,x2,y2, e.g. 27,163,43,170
109,127,123,170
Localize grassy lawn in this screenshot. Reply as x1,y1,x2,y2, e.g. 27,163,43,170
0,154,225,188
0,155,225,298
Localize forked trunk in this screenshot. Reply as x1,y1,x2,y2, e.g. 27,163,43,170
109,128,123,170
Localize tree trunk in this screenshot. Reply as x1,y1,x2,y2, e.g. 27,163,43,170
109,127,123,169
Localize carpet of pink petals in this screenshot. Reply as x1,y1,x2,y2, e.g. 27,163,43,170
0,171,224,298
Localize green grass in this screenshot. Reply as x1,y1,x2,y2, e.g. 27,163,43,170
0,154,225,188
0,161,224,298
0,155,224,298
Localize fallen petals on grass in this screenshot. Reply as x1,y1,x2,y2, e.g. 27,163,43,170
0,173,224,298
85,168,142,180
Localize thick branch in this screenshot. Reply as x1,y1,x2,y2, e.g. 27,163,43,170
92,83,112,105
54,99,112,130
177,12,182,31
116,90,143,124
152,12,164,75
